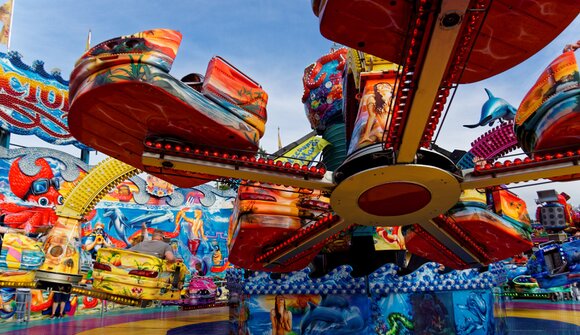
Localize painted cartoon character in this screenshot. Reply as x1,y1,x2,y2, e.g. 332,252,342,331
146,175,174,197
176,207,207,255
109,183,134,202
83,222,113,258
0,157,62,233
211,241,222,266
376,226,405,249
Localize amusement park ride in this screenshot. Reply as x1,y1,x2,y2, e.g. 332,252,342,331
67,1,578,272
0,0,579,307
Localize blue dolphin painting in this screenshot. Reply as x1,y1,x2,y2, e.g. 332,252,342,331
464,88,516,128
103,207,132,246
300,295,366,334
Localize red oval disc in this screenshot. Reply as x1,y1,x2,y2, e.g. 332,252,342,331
358,182,431,216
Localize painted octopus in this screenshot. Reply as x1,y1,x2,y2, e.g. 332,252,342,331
0,157,62,234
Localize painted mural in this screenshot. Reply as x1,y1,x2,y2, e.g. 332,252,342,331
229,263,507,335
0,51,88,149
374,226,406,251
84,191,234,278
348,76,396,155
0,146,234,321
0,148,82,235
374,290,495,335
246,294,372,335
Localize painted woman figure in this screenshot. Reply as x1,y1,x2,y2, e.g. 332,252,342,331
270,295,292,335
176,207,207,255
348,80,394,154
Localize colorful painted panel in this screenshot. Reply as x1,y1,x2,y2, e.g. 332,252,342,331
0,233,44,272
374,226,405,251
0,51,89,149
0,146,234,283
515,50,580,156
302,48,347,132
516,51,578,126
203,56,268,134
348,76,396,155
246,294,372,335
0,151,83,234
229,262,507,335
72,29,181,78
92,248,187,300
84,195,234,279
368,263,504,334
375,290,495,335
492,188,531,227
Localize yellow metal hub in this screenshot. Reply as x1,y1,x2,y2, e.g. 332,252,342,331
330,164,461,226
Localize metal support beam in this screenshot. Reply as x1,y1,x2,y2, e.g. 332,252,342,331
460,159,580,190
80,149,91,164
421,220,483,267
142,152,336,192
0,129,10,149
262,218,348,269
397,0,470,163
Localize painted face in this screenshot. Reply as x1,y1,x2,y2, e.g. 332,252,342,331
24,178,63,207
375,83,393,99
276,296,285,308
118,185,131,196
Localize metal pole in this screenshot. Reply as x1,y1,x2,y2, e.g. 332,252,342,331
6,0,14,50
0,129,10,148
100,299,106,319
80,149,90,164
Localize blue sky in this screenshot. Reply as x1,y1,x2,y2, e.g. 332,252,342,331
3,1,579,211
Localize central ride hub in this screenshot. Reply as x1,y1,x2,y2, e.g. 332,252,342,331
330,164,461,226
358,182,432,216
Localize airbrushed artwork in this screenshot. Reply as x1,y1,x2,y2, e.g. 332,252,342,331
0,1,579,334
0,147,234,320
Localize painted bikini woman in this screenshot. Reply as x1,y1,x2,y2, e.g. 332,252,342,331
348,79,395,154
270,295,292,335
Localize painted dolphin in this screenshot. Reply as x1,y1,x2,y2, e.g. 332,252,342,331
103,207,132,246
129,210,175,227
300,301,343,334
464,88,516,128
300,296,366,335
